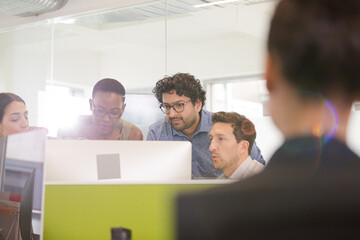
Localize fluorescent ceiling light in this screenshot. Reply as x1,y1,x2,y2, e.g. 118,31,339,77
0,0,68,17
194,0,239,8
193,0,272,8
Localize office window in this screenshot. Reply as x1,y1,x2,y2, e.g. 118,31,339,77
204,74,269,118
38,83,91,137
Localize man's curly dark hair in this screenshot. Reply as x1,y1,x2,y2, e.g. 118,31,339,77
152,73,206,109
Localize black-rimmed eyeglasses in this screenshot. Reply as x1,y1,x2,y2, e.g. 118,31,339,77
91,102,123,119
159,100,191,114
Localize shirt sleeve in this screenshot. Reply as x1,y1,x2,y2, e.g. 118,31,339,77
146,126,157,140
250,141,266,165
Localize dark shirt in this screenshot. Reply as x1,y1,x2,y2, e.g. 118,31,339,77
177,136,360,239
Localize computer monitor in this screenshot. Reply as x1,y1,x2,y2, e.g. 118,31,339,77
0,167,36,240
19,169,35,240
1,129,47,210
0,129,47,236
44,140,192,183
0,136,6,188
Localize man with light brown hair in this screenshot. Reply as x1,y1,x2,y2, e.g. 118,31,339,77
209,112,264,180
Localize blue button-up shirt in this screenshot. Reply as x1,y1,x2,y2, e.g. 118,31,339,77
147,110,265,179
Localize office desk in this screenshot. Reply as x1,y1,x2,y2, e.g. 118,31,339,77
42,180,231,240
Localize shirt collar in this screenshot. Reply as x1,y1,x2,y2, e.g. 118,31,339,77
228,155,252,180
171,110,211,138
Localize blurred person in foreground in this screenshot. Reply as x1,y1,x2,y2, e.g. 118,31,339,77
177,0,360,239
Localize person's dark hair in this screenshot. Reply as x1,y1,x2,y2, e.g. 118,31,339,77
153,73,206,109
92,78,126,99
212,112,256,155
0,92,26,122
268,0,360,101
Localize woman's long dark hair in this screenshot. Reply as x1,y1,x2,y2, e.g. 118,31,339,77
0,93,26,122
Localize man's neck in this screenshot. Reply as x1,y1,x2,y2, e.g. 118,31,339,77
182,111,201,139
223,155,249,178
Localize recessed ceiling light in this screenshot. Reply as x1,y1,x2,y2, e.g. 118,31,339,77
193,0,275,8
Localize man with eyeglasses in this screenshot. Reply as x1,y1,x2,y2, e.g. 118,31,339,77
147,73,265,179
58,78,143,140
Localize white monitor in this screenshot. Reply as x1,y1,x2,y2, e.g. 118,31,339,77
1,129,47,211
44,140,192,183
0,129,47,236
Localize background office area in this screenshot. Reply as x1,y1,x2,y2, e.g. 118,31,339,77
1,0,360,239
1,0,359,154
0,0,278,142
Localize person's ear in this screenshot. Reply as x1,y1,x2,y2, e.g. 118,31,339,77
195,99,202,112
266,53,276,92
241,140,250,154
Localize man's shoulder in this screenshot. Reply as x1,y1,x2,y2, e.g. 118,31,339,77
201,110,213,121
250,158,266,169
148,117,173,140
195,110,213,133
245,158,266,177
270,136,360,166
148,117,168,131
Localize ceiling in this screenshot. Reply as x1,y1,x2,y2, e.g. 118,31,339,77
0,0,154,29
0,0,277,54
0,0,278,91
0,0,276,30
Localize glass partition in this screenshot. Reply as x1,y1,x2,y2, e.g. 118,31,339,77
0,0,278,135
0,22,53,126
166,1,275,113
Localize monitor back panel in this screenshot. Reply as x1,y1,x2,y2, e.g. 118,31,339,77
44,140,192,183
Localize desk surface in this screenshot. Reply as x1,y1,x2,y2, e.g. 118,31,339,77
45,179,235,185
42,182,228,240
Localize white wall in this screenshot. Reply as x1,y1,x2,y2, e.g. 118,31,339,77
251,116,283,162
100,45,165,90
167,35,265,80
0,26,52,125
53,49,101,87
0,33,13,91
